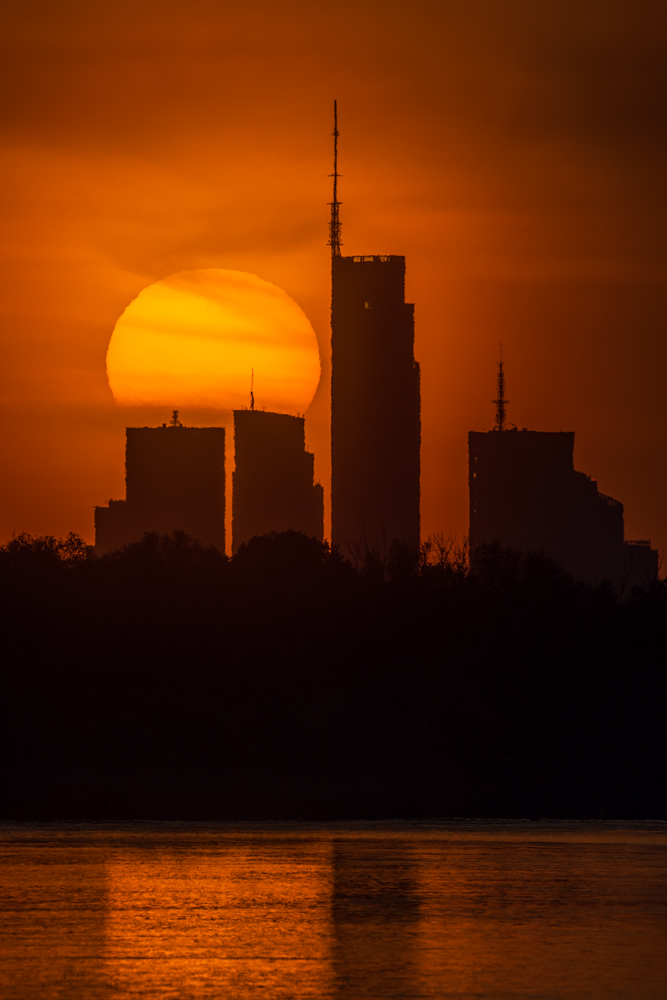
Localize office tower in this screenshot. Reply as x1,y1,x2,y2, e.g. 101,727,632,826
95,412,225,554
329,105,420,558
232,409,324,553
469,362,658,591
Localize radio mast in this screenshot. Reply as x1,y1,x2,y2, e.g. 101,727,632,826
328,101,342,257
493,346,508,431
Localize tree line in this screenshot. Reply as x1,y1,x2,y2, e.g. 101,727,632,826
1,530,665,820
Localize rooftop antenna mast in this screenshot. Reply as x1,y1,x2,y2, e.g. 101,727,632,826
328,100,342,257
250,368,255,411
493,346,508,431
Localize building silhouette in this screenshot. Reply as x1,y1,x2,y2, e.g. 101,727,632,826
329,106,421,558
95,412,225,554
232,409,324,554
469,361,658,591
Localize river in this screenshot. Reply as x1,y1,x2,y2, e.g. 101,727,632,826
1,822,665,998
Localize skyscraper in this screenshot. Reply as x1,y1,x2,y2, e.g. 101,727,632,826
329,105,421,558
95,412,226,554
469,362,658,591
232,409,324,553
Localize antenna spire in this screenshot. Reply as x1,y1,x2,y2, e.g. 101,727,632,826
493,346,508,431
328,100,342,257
250,368,255,411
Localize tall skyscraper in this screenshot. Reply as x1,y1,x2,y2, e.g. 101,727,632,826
232,409,324,553
95,412,225,554
329,105,421,558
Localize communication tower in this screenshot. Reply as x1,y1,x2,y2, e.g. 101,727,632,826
328,101,342,257
493,348,508,431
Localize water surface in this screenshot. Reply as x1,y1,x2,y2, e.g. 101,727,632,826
1,823,665,998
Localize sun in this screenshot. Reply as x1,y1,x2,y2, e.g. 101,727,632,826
106,269,321,413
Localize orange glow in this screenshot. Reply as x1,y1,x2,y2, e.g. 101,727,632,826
107,269,320,414
0,2,664,550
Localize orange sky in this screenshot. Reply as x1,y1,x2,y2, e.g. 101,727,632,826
1,0,665,556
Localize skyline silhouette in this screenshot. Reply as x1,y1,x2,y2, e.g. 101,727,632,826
2,1,665,557
86,98,658,582
88,100,657,582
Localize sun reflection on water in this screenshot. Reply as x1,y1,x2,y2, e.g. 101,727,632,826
0,825,666,1000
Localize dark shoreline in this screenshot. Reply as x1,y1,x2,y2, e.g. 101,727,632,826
3,531,666,823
